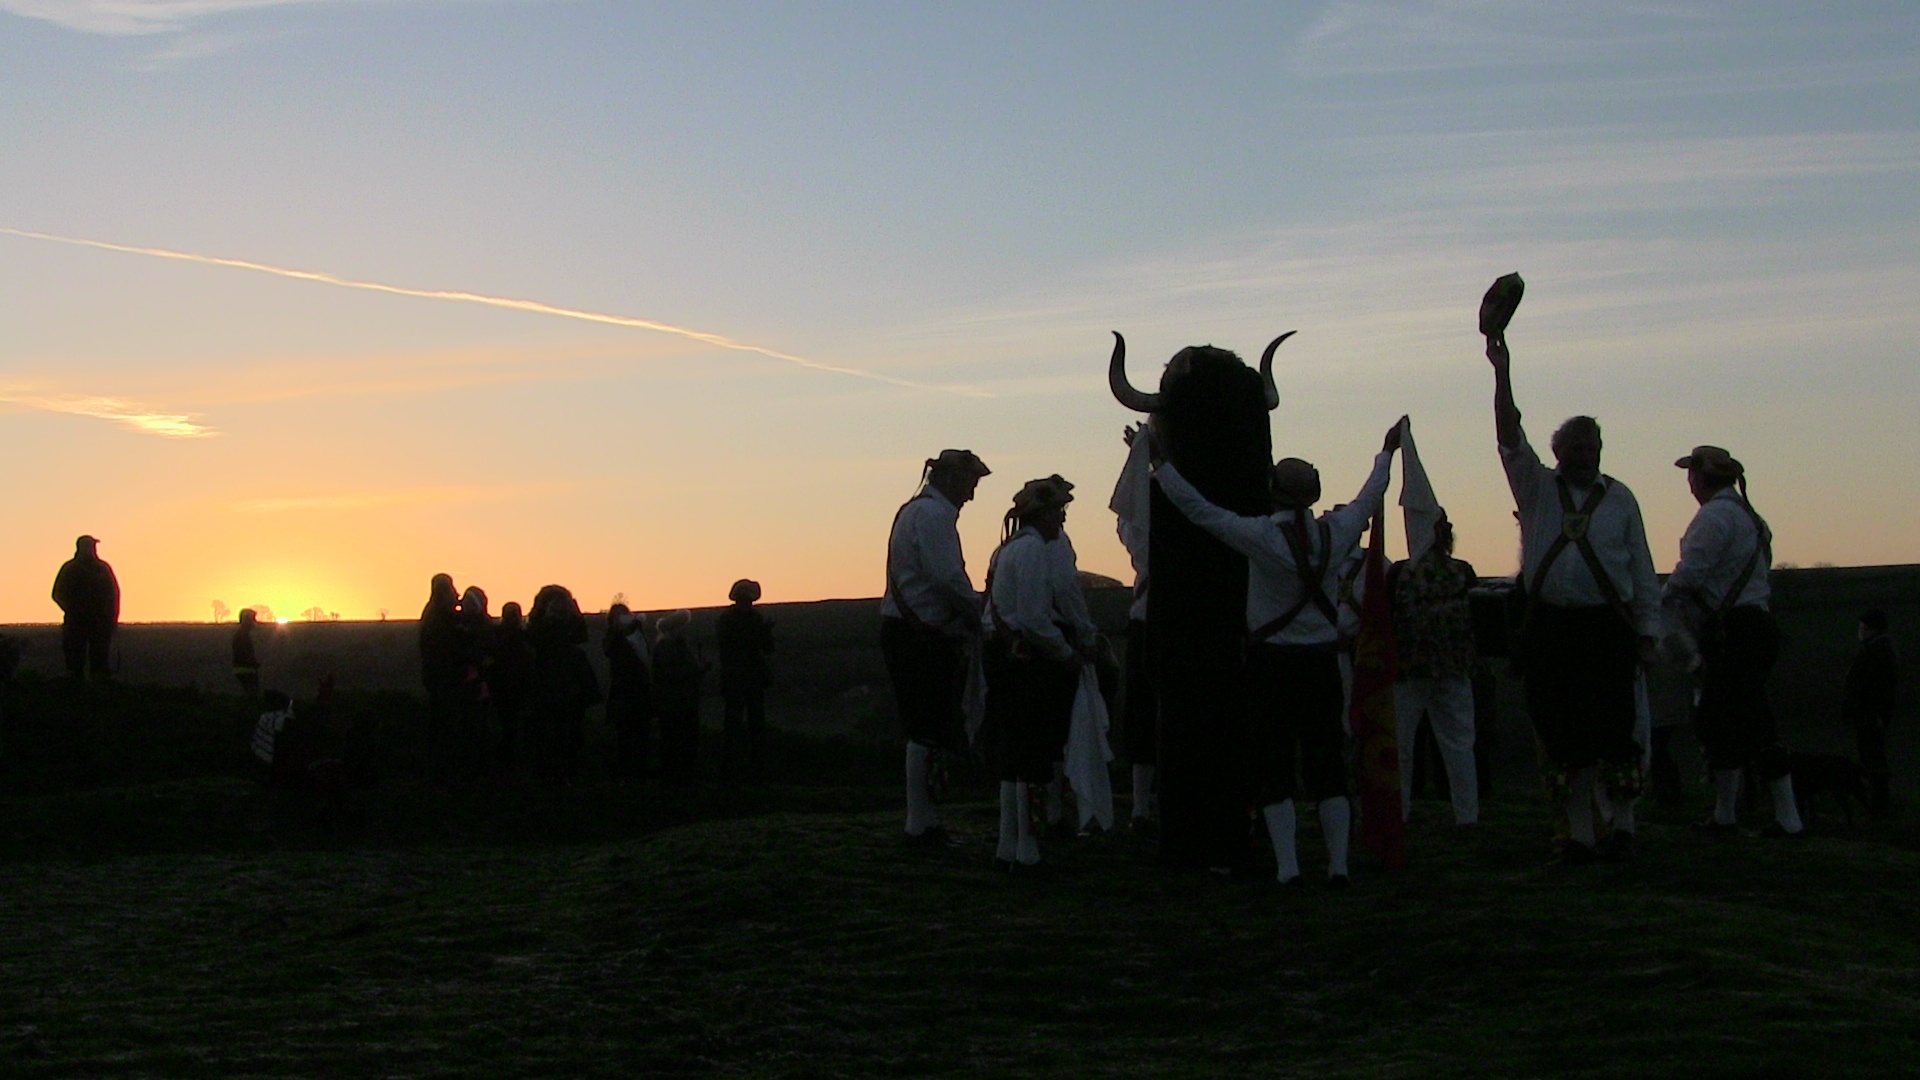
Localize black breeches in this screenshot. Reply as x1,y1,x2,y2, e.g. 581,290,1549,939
1245,644,1348,806
722,688,766,782
610,691,651,779
1121,620,1158,765
62,625,111,680
982,644,1077,784
881,617,968,752
1695,606,1786,777
1522,605,1641,772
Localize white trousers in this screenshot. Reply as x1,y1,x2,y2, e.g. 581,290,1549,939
1394,674,1479,824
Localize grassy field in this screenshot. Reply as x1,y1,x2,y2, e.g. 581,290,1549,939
2,782,1919,1077
3,567,1919,1076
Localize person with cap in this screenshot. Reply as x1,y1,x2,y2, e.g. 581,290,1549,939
51,535,120,682
1389,512,1482,826
981,475,1086,871
1663,445,1802,837
651,609,708,785
881,448,991,847
1154,419,1403,887
717,579,774,784
1487,336,1662,862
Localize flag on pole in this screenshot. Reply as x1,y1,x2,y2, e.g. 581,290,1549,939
1349,504,1406,869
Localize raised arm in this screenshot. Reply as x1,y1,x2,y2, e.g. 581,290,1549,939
1154,463,1288,566
1488,335,1522,450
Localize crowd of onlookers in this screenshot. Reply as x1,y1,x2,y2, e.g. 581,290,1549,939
403,575,775,786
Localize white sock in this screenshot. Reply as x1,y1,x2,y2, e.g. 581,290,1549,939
1014,782,1040,864
1769,775,1805,834
905,742,936,835
996,782,1018,862
1611,794,1636,835
1566,768,1598,848
1262,801,1299,882
1321,797,1352,878
1131,764,1156,819
1713,769,1743,825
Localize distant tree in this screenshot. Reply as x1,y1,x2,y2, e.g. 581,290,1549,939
377,608,389,622
251,605,276,623
1812,561,1837,569
302,606,328,622
329,611,341,622
211,600,230,623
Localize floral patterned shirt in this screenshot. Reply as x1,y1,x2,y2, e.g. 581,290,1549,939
1391,553,1478,679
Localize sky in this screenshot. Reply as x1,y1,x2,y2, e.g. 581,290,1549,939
2,1,1918,623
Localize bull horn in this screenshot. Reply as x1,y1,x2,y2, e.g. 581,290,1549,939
1108,331,1162,413
1258,331,1295,411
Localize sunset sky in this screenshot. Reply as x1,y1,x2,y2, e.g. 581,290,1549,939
3,2,1918,623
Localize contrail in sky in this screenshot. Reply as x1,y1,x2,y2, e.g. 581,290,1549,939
0,226,984,397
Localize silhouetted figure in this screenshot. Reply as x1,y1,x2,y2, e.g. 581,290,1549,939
232,608,263,697
981,476,1087,871
1663,446,1799,837
1488,334,1661,863
488,601,536,778
418,574,463,780
1389,514,1481,825
1844,608,1899,817
51,535,119,682
1158,421,1401,886
454,586,494,781
528,584,598,782
717,579,774,784
603,602,653,781
882,449,991,845
652,609,707,784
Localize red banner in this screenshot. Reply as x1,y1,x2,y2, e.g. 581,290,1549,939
1349,506,1406,869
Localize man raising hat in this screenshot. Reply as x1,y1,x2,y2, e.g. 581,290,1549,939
1663,446,1802,836
1487,336,1661,862
882,448,991,848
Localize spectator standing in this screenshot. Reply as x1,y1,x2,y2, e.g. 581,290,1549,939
651,609,707,784
51,535,119,682
528,584,598,782
418,574,463,781
1844,608,1899,817
603,602,653,781
488,601,536,779
717,579,774,784
232,607,263,697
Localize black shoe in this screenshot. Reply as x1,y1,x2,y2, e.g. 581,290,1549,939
1599,830,1636,861
1275,874,1305,891
1558,840,1598,866
991,857,1014,873
1693,817,1740,837
1007,859,1053,880
906,825,962,850
1327,873,1352,890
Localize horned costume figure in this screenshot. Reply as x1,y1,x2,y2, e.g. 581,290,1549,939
1108,332,1285,870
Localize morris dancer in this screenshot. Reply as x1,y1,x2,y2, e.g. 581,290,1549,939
882,449,991,848
1488,336,1661,862
1155,420,1402,887
1663,446,1802,837
1389,512,1481,826
1113,423,1158,828
981,476,1085,871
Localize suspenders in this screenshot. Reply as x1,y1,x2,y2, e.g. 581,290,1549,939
1245,515,1337,647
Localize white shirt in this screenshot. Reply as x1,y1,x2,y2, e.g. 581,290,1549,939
1664,487,1771,612
252,706,292,764
1049,532,1102,648
983,527,1078,662
1111,427,1153,622
1501,432,1661,636
1156,453,1393,647
880,485,981,634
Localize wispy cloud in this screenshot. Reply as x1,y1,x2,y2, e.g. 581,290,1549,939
233,482,572,513
0,0,331,36
0,387,215,437
1291,1,1717,78
0,226,986,397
